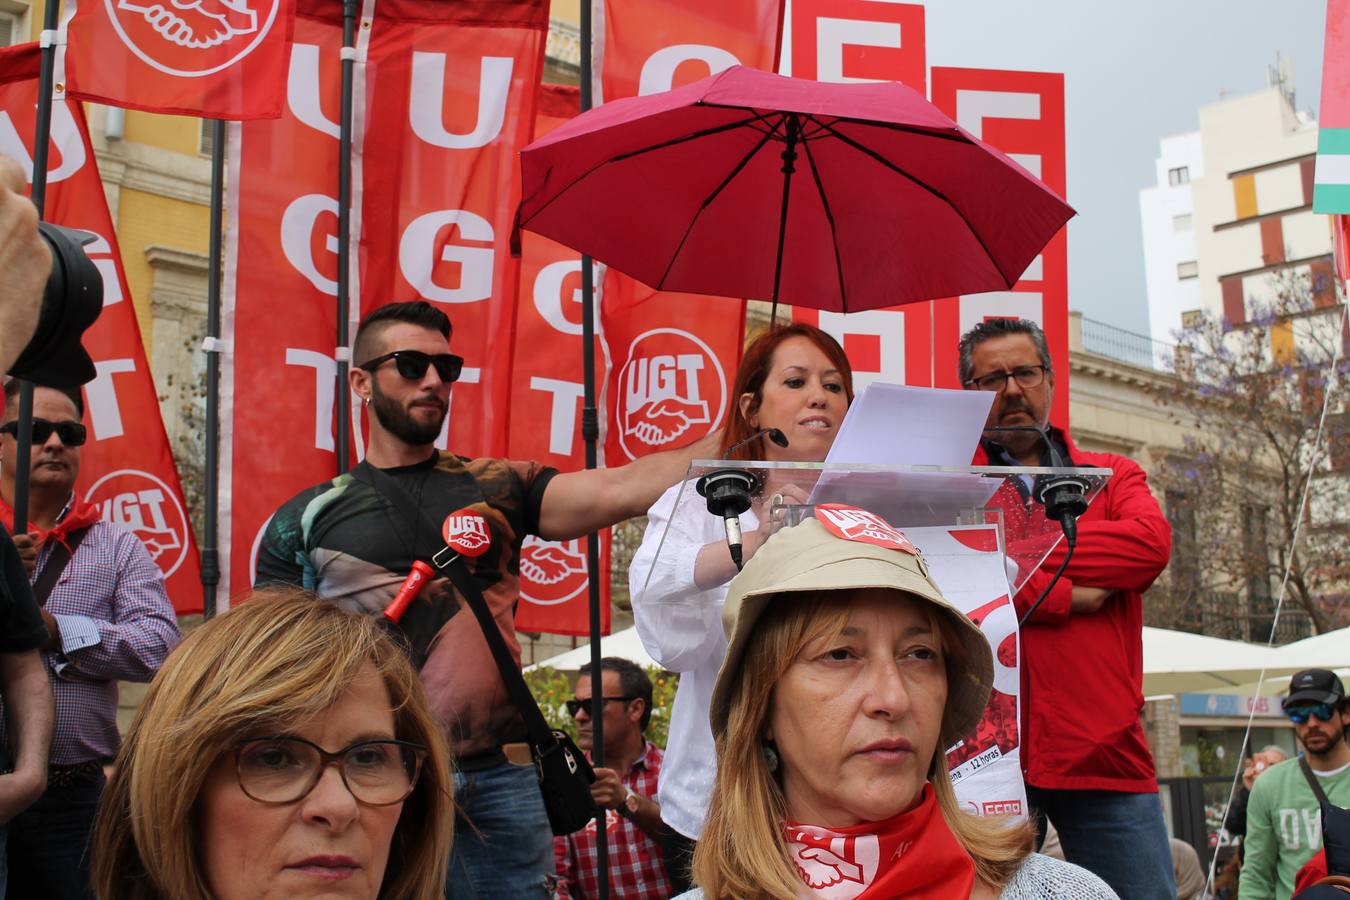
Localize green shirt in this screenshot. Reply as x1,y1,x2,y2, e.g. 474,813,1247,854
1239,755,1350,900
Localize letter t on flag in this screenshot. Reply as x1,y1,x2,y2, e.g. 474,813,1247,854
56,0,294,118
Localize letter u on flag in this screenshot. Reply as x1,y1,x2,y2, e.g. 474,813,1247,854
56,0,295,118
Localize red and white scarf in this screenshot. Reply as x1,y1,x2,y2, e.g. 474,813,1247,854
785,786,976,899
0,495,102,552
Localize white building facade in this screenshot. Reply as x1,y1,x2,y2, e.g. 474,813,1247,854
1140,132,1204,344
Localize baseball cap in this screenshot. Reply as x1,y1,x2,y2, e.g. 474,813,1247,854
708,506,994,746
1283,669,1346,710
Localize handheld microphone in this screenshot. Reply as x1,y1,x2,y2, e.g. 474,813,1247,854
695,428,791,570
385,561,436,623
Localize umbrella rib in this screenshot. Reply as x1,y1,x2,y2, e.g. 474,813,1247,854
800,120,848,311
607,110,777,164
814,119,1012,283
656,114,784,290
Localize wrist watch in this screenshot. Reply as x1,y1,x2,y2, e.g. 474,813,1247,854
617,785,639,820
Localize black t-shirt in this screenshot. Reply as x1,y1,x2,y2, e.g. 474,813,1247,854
0,523,48,653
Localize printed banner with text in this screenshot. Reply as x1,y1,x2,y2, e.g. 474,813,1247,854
221,0,548,604
0,43,203,613
58,0,294,118
510,84,611,636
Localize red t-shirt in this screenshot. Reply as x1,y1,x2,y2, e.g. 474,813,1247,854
974,429,1171,793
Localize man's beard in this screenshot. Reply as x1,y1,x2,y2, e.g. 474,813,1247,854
1299,724,1346,759
370,384,447,446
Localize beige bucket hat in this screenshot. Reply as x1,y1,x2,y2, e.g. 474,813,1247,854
708,508,994,746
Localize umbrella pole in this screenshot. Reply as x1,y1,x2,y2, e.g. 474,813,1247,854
769,113,800,327
579,3,610,898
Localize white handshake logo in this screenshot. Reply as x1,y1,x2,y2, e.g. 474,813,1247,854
117,0,257,49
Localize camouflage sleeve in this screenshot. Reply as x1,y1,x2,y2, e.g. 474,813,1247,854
254,495,312,589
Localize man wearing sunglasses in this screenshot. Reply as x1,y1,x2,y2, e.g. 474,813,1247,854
1241,669,1350,900
960,318,1175,900
257,300,720,900
0,384,180,899
555,657,669,899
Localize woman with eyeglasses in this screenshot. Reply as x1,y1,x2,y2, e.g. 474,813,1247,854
90,586,453,900
628,324,854,892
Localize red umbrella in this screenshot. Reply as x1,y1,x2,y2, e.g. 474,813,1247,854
518,65,1074,316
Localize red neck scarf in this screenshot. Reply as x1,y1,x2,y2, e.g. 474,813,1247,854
0,495,102,550
785,786,976,900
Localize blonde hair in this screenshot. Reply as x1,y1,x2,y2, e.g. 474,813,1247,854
91,586,453,900
694,590,1032,899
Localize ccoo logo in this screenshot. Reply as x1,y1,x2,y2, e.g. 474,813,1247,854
105,0,281,76
84,469,190,579
617,328,726,462
519,537,588,606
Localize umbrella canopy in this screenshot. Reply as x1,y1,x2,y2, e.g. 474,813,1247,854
1140,627,1292,696
1269,625,1350,671
519,65,1075,314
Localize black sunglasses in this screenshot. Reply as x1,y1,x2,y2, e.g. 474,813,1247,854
566,696,635,718
0,418,87,447
357,350,463,384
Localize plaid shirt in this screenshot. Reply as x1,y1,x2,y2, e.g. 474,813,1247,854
554,742,671,900
0,500,179,765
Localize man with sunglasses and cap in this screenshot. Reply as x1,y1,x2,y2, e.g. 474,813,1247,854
258,300,721,900
0,384,180,899
1240,669,1350,900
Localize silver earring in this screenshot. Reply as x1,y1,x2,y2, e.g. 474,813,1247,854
762,743,779,773
363,396,370,406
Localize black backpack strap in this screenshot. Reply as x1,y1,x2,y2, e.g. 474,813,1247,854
1300,756,1333,810
32,526,92,606
353,461,555,748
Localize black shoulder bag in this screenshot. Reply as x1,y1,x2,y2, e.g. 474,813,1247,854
352,463,598,836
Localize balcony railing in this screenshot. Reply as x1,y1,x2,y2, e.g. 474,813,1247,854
1079,316,1176,372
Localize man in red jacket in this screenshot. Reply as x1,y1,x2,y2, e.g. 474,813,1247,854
960,318,1174,899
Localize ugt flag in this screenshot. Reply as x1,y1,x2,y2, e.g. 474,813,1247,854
57,0,294,118
1314,0,1350,213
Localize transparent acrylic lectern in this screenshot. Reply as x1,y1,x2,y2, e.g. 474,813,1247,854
641,461,1114,597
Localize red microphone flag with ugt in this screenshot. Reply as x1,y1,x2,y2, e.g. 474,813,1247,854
57,0,294,118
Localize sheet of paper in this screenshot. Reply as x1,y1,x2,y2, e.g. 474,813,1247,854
824,382,995,466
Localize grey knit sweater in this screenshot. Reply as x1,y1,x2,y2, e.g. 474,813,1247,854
672,853,1120,899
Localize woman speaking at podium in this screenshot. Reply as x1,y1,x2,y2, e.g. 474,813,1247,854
628,323,853,892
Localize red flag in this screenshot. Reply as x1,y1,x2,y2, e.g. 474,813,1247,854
0,43,203,613
359,0,548,460
510,84,612,637
930,68,1070,426
57,0,294,118
220,0,549,603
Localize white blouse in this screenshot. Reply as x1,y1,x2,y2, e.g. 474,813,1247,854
628,479,758,840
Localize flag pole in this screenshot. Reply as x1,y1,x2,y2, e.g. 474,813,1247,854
577,2,610,897
201,119,226,617
12,0,66,534
335,0,358,475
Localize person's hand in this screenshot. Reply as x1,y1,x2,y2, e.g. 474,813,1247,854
588,767,627,810
1243,751,1279,790
744,483,811,561
39,610,60,652
10,531,37,575
0,768,46,823
0,156,51,376
1070,586,1112,613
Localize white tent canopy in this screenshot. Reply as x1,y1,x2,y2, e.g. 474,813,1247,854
525,627,658,673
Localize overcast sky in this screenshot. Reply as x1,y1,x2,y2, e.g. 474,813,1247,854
922,1,1328,336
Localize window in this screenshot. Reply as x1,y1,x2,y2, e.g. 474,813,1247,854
1172,213,1192,232
0,9,20,46
1181,310,1203,329
1168,166,1190,187
1166,490,1201,605
1242,505,1274,642
1177,260,1198,280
